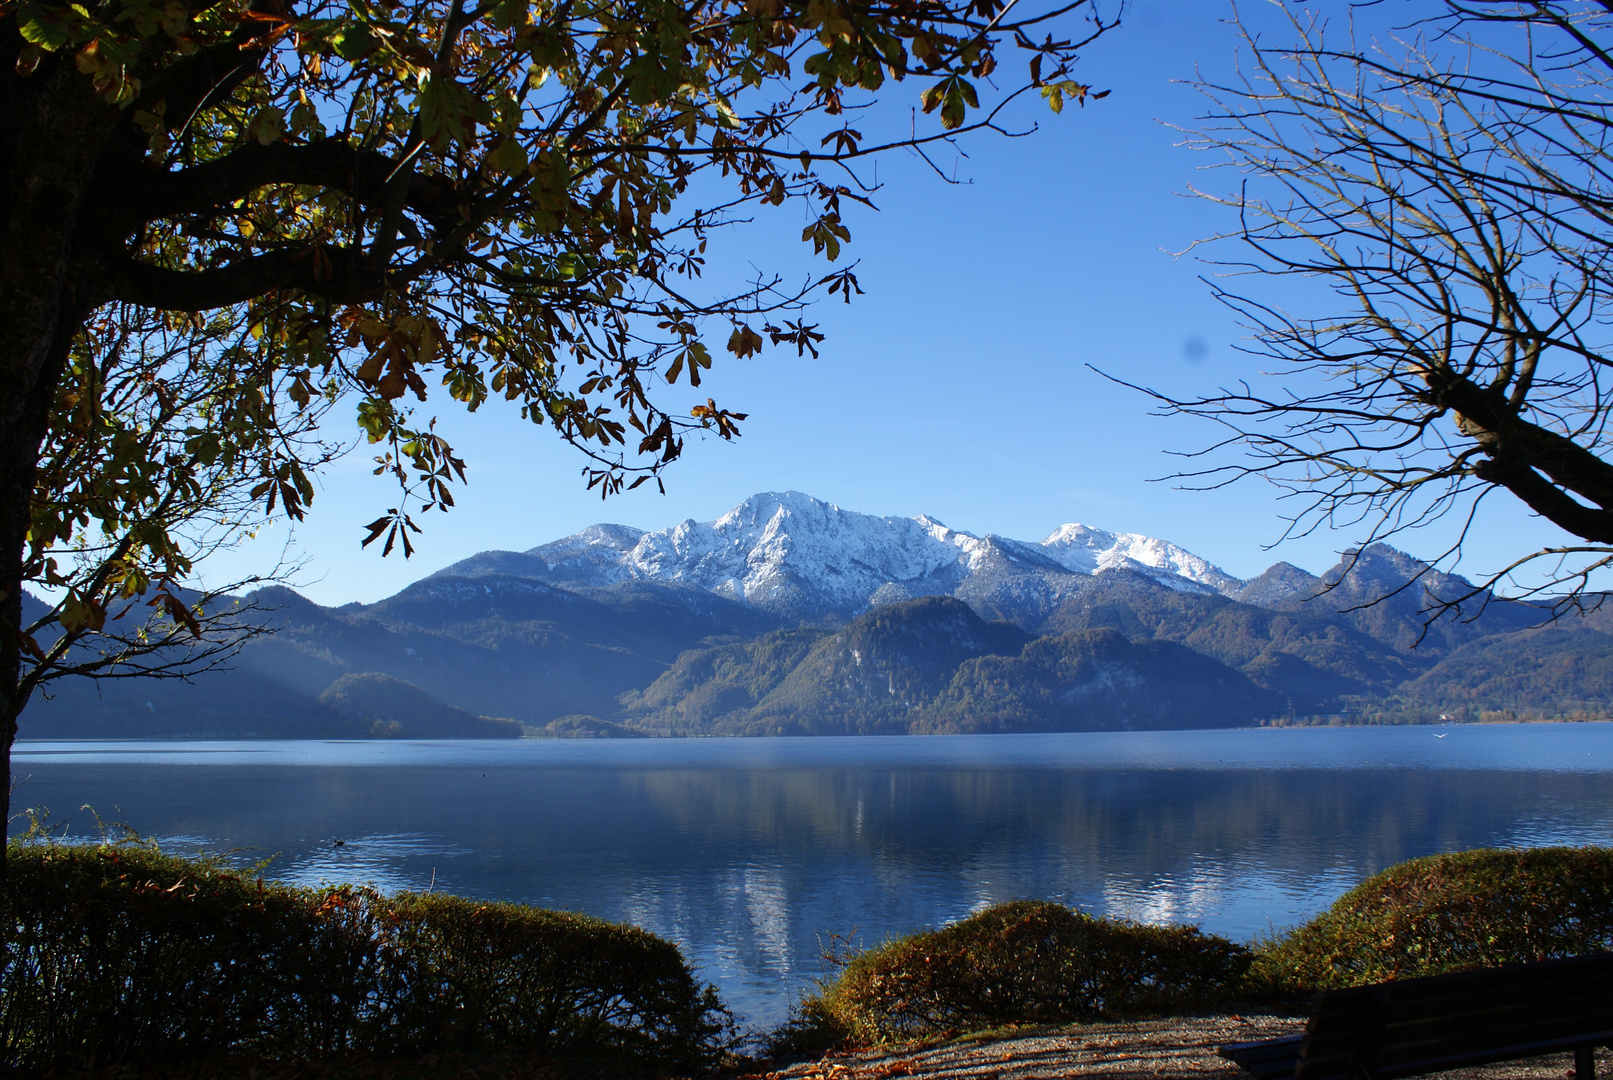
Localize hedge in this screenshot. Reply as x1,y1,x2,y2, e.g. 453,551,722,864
795,900,1250,1044
1,842,732,1072
1250,846,1613,993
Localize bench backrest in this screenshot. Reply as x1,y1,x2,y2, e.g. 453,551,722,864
1294,952,1613,1080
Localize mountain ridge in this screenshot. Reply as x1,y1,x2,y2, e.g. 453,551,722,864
438,491,1260,626
20,491,1596,740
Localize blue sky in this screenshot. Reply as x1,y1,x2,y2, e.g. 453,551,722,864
200,0,1572,606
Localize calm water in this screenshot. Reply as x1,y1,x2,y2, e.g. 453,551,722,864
12,724,1613,1032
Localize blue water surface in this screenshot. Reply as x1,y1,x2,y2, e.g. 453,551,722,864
13,723,1613,1031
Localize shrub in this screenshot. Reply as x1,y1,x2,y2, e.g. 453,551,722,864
373,892,729,1065
801,900,1250,1043
1,842,732,1073
1250,846,1613,994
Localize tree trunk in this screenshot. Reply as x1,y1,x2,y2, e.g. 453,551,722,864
0,53,120,886
0,331,70,884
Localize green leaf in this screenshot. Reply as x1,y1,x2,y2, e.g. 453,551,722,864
418,70,480,149
330,24,377,60
289,102,324,140
248,106,285,145
17,9,70,51
486,136,528,175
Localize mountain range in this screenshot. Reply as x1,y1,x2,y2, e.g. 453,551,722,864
21,491,1610,739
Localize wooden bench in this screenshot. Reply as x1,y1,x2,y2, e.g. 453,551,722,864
1220,953,1613,1080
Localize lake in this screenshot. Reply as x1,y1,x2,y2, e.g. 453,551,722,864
11,724,1613,1032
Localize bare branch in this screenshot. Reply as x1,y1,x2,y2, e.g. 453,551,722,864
1158,1,1613,608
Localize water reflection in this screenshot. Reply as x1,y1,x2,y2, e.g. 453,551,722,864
11,729,1613,1031
276,833,474,894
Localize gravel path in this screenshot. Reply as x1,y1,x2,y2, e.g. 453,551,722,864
744,1014,1608,1080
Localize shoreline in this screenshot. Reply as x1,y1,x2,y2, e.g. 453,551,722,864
15,715,1613,744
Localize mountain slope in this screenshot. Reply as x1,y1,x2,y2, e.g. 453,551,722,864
1394,627,1613,718
615,596,1287,735
916,628,1282,733
438,491,1246,624
621,597,1030,734
617,627,832,732
318,673,521,737
16,493,1587,740
748,597,1033,735
606,540,1559,735
20,575,785,738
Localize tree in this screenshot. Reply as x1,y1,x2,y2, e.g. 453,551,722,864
1139,1,1613,610
4,300,339,855
0,0,1116,864
22,300,337,698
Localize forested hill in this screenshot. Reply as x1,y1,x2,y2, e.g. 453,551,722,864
17,493,1609,739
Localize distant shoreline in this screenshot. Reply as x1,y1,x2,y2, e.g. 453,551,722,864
15,715,1613,744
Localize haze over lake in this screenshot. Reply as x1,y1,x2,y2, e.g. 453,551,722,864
13,723,1613,1031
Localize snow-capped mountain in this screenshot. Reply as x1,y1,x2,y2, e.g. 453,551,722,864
29,493,1562,740
435,491,1246,621
1039,523,1245,594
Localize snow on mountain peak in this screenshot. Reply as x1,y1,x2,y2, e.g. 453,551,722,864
1039,523,1244,594
510,522,645,584
607,491,981,614
506,492,1244,619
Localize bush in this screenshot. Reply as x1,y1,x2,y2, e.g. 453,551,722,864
1250,846,1613,994
373,892,729,1063
1,842,732,1072
800,900,1250,1044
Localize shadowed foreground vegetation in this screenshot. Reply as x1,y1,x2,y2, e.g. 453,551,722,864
1248,847,1613,993
770,901,1252,1053
2,841,732,1075
8,843,1613,1074
776,847,1613,1053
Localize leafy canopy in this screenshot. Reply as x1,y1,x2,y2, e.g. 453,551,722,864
1,0,1111,667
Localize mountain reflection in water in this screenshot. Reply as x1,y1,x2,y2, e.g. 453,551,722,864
12,727,1613,1031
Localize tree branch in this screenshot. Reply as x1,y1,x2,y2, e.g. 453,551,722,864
141,140,461,223
107,244,382,309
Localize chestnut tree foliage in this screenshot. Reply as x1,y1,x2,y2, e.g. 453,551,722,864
0,0,1115,850
1147,2,1613,611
